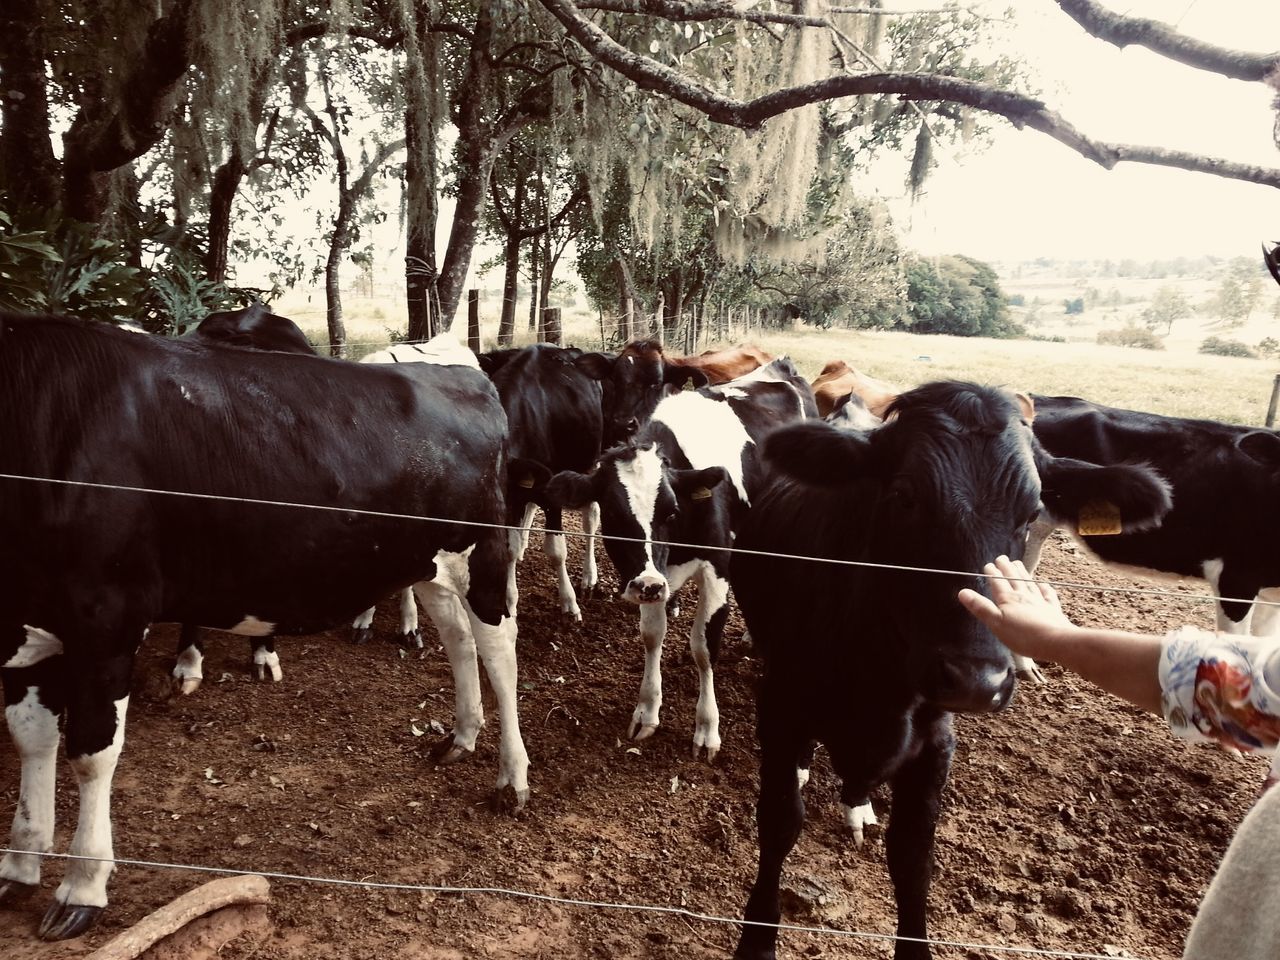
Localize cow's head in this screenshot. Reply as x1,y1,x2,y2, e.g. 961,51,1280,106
191,302,315,356
764,381,1171,714
545,442,727,604
575,342,708,448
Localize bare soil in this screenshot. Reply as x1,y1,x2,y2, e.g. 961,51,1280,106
0,530,1266,960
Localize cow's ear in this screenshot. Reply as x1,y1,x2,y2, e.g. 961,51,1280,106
509,458,552,505
1237,430,1280,469
670,466,727,502
478,349,518,378
1039,458,1172,534
544,469,598,510
664,366,708,390
573,352,615,381
762,421,874,485
1012,391,1035,423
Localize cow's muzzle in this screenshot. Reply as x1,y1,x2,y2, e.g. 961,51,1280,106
931,657,1016,714
623,574,668,605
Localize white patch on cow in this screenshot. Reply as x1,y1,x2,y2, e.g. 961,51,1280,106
430,545,476,598
543,530,581,620
253,647,283,682
56,696,129,909
228,616,276,637
653,391,752,503
1,687,61,887
686,563,727,760
5,625,64,669
1251,587,1280,636
630,601,667,740
843,801,878,848
578,502,600,594
716,386,749,399
615,447,667,596
360,331,479,368
1203,558,1253,634
796,767,811,789
179,385,193,402
398,587,419,637
352,606,375,631
172,644,204,694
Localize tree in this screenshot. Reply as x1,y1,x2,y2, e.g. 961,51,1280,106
1142,285,1193,336
904,255,1021,338
536,0,1280,190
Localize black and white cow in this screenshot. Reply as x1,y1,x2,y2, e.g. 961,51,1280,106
477,344,606,620
575,341,710,448
171,303,318,691
543,358,816,759
729,382,1172,960
0,315,527,940
1015,394,1280,678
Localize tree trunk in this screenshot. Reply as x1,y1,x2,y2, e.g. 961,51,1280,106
0,0,59,211
498,235,521,346
326,194,351,358
205,154,245,282
404,7,440,342
527,241,540,335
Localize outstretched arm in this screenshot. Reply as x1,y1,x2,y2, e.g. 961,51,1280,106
957,556,1164,713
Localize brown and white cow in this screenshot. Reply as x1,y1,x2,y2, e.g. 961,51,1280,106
810,359,900,420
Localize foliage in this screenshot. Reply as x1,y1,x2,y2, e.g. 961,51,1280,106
1097,325,1164,351
902,255,1022,338
1063,297,1085,315
1141,285,1193,335
1256,337,1279,359
1199,336,1257,358
1205,257,1268,328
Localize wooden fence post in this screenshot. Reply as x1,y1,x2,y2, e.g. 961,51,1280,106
1267,374,1280,428
543,307,562,346
654,293,665,346
622,298,634,344
467,290,480,353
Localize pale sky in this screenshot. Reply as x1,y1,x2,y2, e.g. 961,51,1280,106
877,0,1280,262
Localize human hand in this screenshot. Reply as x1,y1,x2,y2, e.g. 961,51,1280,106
957,556,1077,659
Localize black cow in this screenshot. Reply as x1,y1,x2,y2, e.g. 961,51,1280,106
575,341,710,448
0,316,526,940
729,382,1172,960
478,344,606,620
1022,395,1280,663
544,358,816,760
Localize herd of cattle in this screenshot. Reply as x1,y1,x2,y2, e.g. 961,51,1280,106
3,300,1280,959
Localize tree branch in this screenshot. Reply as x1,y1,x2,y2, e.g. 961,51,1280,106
349,137,406,200
1054,0,1280,83
537,0,1280,189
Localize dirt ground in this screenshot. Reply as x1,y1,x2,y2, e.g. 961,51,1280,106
0,530,1267,960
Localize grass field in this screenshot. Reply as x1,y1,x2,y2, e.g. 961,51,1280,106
276,288,1280,428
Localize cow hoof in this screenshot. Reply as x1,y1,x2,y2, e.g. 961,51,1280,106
430,737,475,765
489,783,529,815
172,674,203,696
628,721,658,742
38,901,103,941
0,878,38,904
842,801,879,848
351,627,374,645
693,742,720,763
401,629,424,651
562,606,583,622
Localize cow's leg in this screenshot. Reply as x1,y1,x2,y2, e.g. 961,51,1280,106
630,600,667,741
578,502,600,597
398,587,423,649
839,780,878,848
883,714,955,960
252,637,282,682
543,507,582,621
1010,518,1056,684
172,624,204,694
414,582,484,765
735,711,806,960
688,565,729,761
1250,587,1280,636
1205,559,1256,634
40,649,135,940
351,605,377,645
795,740,817,790
514,502,537,563
1,655,65,904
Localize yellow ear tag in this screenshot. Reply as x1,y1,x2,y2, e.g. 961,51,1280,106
1078,500,1122,536
690,487,713,501
517,475,535,489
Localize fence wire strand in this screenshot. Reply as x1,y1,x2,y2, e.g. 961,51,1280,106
0,470,1270,612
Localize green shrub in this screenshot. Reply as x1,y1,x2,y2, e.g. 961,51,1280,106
1097,325,1164,350
1256,337,1279,359
1199,336,1257,358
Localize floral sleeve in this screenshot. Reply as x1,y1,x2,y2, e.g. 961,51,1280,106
1160,627,1280,779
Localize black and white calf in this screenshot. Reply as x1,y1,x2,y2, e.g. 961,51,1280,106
0,315,525,940
1016,394,1280,679
729,382,1172,960
478,345,606,620
544,358,815,759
